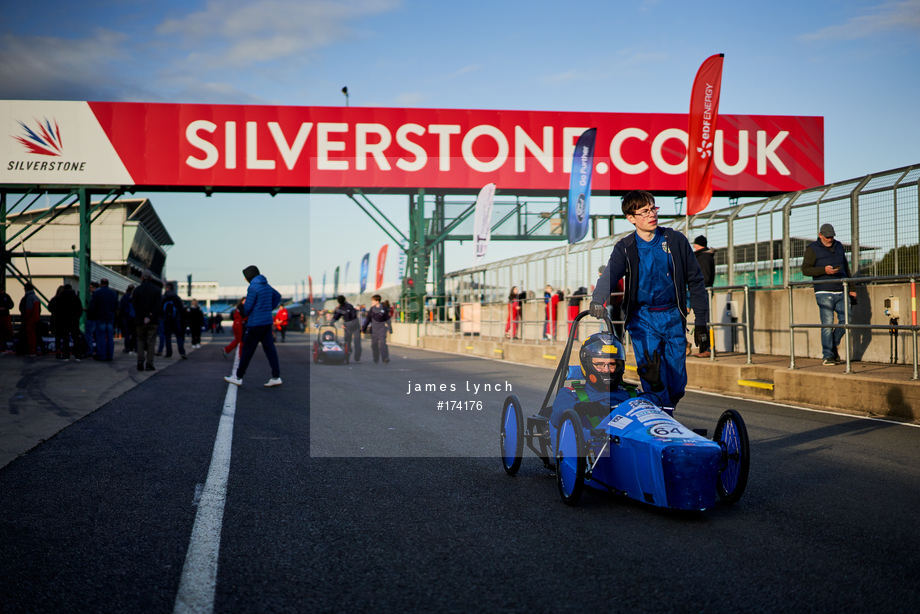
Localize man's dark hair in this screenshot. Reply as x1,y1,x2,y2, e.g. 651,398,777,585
621,190,656,216
336,295,346,305
165,282,174,291
372,294,381,302
100,278,109,286
242,265,260,282
24,283,34,291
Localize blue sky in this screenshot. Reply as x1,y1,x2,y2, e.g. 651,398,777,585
1,0,918,290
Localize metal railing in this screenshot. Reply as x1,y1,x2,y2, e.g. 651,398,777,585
787,275,920,379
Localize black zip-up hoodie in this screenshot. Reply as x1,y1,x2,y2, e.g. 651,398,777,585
592,227,709,327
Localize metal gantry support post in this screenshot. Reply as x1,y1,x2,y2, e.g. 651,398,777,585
0,190,6,293
78,188,92,329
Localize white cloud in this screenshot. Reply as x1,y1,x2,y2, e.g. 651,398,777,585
156,0,402,68
800,0,920,41
0,29,134,99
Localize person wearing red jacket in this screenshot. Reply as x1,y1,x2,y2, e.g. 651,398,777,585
223,298,246,358
19,283,41,355
505,286,522,339
273,304,289,343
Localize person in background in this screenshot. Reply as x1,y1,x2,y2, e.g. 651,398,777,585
363,294,392,364
132,270,161,371
0,288,14,352
274,302,289,343
224,265,282,388
505,286,522,339
119,285,136,354
568,286,587,340
19,283,41,356
692,236,715,357
160,282,187,359
801,223,857,365
84,281,99,358
49,284,82,361
90,278,118,361
332,295,361,362
223,298,246,358
187,298,205,348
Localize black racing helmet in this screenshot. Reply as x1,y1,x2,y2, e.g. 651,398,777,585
579,332,626,388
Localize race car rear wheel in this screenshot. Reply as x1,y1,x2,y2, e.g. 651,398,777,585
500,395,524,476
714,409,750,504
556,409,586,505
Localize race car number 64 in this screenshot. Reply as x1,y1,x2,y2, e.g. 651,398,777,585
650,425,687,438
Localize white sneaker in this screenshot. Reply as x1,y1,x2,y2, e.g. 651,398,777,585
264,377,282,387
224,375,243,386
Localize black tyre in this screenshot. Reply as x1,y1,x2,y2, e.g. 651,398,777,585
556,409,587,505
500,395,525,476
713,409,750,504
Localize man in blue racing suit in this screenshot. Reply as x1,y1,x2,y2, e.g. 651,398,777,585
550,332,663,429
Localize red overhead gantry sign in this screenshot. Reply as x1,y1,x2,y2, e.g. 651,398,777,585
1,101,823,194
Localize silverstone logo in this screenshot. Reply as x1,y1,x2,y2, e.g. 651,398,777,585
15,118,63,155
8,117,87,172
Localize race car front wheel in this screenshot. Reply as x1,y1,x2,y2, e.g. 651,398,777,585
556,409,586,505
500,395,524,476
714,409,750,504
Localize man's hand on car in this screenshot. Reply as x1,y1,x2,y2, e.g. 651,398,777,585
589,301,607,319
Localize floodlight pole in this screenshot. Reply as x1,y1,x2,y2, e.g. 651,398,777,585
342,86,349,107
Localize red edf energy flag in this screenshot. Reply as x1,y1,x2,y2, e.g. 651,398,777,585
567,128,596,244
359,253,369,294
375,244,388,290
687,54,724,216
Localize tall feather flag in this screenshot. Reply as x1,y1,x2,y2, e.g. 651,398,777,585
375,244,388,290
308,275,313,304
321,272,326,304
333,266,340,298
567,128,596,244
344,261,350,292
473,183,496,261
359,253,370,294
687,53,724,217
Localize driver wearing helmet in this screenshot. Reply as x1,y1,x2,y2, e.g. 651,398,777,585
549,332,664,429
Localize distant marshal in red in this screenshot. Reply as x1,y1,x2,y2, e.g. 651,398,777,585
1,101,823,193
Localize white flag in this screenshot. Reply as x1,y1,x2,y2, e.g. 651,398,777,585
473,183,496,260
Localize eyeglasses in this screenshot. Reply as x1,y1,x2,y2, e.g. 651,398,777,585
630,206,660,218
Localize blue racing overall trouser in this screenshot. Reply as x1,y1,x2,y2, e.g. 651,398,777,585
627,305,687,408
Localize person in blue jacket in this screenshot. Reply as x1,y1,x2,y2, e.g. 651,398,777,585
550,332,663,428
224,265,282,387
589,191,708,410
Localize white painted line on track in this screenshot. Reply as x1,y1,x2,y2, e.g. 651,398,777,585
391,343,920,430
173,383,237,614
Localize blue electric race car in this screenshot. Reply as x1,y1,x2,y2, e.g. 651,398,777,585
499,311,749,510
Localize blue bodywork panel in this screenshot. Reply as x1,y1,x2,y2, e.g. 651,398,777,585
551,396,723,511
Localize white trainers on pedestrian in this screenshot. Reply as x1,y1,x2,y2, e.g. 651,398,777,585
264,377,282,387
224,375,243,386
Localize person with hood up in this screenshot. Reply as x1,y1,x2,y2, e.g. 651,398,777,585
224,265,282,387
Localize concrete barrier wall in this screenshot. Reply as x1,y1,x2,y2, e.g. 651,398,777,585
402,282,916,364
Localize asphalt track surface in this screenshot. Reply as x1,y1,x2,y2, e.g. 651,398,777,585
1,335,919,613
